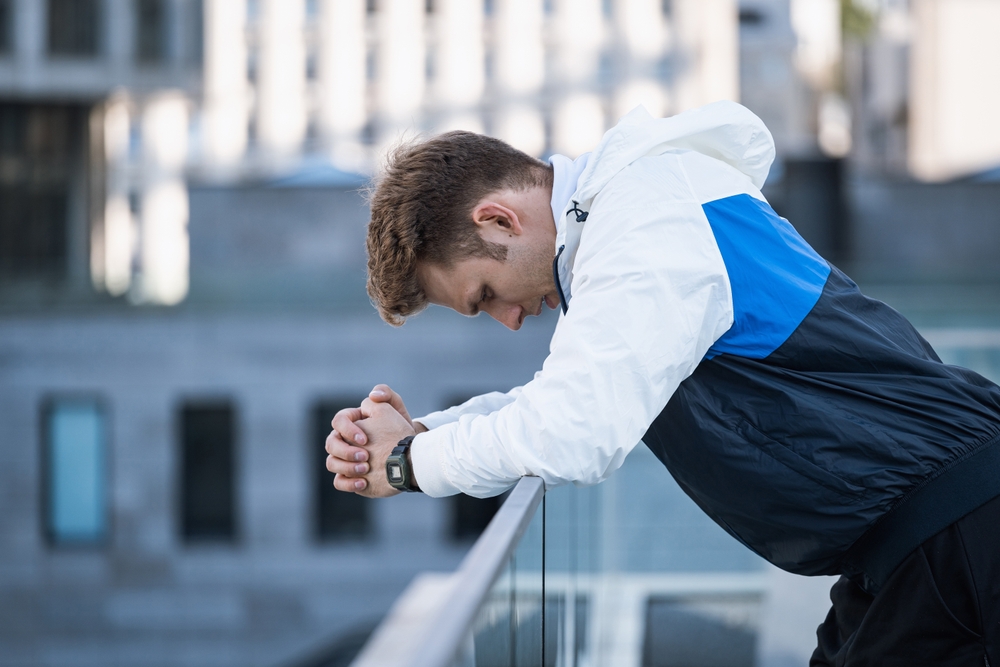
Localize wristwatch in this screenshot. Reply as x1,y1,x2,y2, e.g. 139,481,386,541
386,435,421,492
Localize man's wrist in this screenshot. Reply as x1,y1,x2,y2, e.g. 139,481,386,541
405,443,420,492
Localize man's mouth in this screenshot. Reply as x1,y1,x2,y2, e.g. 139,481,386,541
533,294,559,318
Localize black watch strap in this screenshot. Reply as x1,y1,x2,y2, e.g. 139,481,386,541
386,435,420,492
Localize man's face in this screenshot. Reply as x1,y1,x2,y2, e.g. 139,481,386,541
417,237,560,331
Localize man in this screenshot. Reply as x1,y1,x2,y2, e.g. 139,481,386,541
325,101,1000,665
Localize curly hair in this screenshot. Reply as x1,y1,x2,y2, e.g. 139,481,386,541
366,131,551,325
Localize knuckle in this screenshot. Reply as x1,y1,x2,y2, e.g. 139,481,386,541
334,474,354,493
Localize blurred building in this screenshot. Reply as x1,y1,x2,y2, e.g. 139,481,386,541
738,0,1000,276
839,0,1000,280
1,0,741,307
846,0,1000,182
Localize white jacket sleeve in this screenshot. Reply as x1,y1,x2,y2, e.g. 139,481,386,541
411,156,735,498
414,386,527,430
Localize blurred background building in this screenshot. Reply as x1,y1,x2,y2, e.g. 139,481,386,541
1,1,999,666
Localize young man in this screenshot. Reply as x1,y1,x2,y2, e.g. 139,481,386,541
325,101,1000,664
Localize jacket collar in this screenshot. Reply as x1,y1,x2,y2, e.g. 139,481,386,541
550,101,775,312
549,153,591,311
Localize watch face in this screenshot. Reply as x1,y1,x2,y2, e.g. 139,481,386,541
388,462,403,483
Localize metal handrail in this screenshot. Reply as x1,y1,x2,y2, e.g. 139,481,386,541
351,476,545,667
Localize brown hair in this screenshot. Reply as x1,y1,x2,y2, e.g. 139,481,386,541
366,131,552,325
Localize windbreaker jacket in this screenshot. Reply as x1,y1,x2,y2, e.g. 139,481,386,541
410,101,1000,584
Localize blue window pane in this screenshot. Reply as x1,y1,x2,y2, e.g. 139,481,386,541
47,401,107,544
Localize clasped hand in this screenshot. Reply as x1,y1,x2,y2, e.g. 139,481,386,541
324,385,423,498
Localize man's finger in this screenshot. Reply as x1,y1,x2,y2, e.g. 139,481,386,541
325,428,369,462
334,473,368,493
360,397,398,417
331,407,369,447
369,384,413,423
327,454,370,477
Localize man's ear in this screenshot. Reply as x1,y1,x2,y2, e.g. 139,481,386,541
471,199,523,239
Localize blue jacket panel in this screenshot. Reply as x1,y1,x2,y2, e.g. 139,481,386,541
642,198,1000,576
704,194,830,360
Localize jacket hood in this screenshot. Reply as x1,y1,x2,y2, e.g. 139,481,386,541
553,101,776,310
575,100,776,204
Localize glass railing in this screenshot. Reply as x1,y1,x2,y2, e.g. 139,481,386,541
351,443,768,667
351,477,545,667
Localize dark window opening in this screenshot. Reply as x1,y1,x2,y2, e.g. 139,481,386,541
312,399,372,541
0,0,12,55
643,595,760,667
180,402,237,542
360,120,375,145
247,48,257,83
48,0,100,57
306,51,317,79
738,8,766,26
451,493,502,541
366,0,377,15
661,0,672,18
0,103,86,280
135,0,167,65
186,0,204,66
657,54,674,82
42,397,109,546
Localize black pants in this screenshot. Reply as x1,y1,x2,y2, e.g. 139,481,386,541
811,494,1000,667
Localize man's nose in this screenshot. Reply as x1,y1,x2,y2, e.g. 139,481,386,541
487,303,523,331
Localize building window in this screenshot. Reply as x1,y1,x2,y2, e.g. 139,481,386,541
451,491,501,540
135,0,167,65
312,399,372,541
0,103,85,281
738,7,767,26
179,401,237,542
184,0,203,67
444,394,502,540
48,0,101,57
43,398,109,546
0,0,12,56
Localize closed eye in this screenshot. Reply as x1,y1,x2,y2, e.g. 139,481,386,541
470,285,490,316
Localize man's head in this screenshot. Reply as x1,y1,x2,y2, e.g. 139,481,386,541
367,131,557,328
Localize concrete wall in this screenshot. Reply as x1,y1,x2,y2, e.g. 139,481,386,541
849,179,1000,279
0,306,557,667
